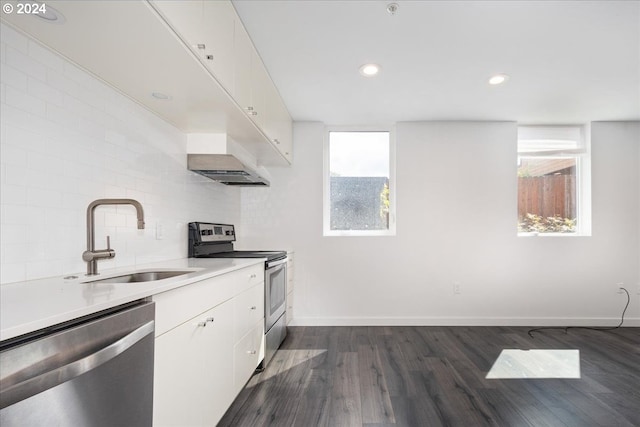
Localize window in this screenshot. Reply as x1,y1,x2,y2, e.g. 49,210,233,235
324,129,396,236
517,125,591,235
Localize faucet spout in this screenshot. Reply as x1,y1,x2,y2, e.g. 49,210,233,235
84,198,145,276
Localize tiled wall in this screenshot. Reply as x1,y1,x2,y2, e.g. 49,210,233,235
0,23,240,284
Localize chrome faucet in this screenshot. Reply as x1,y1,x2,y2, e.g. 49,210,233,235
82,198,145,276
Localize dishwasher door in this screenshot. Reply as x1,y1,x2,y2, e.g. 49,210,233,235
0,301,155,427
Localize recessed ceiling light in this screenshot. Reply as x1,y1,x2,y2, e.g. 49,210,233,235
27,2,66,23
489,74,509,85
359,64,381,77
387,3,399,15
151,92,172,100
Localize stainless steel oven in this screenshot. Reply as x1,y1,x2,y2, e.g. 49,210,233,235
264,257,287,365
188,222,288,367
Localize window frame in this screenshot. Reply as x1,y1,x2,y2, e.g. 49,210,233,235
517,125,592,237
323,126,397,237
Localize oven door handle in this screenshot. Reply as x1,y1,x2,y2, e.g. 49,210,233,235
266,257,287,269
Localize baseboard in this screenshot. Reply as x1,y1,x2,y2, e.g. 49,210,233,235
289,316,640,327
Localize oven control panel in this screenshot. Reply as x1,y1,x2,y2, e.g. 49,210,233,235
192,222,235,243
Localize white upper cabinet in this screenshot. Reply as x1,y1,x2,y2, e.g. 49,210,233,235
2,0,292,166
202,1,236,92
151,0,292,163
151,0,204,46
264,81,294,162
151,0,235,92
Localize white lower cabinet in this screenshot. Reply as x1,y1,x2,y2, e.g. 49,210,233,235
152,264,265,426
154,301,234,426
233,320,264,396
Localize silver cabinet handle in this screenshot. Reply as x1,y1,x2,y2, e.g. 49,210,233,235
197,317,215,327
249,306,257,310
0,320,154,408
246,350,257,355
250,274,257,279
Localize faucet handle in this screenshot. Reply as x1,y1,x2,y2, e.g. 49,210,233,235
106,235,111,250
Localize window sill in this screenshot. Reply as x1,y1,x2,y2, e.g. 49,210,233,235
517,232,591,237
324,229,396,237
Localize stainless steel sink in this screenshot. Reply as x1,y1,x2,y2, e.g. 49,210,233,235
83,270,195,284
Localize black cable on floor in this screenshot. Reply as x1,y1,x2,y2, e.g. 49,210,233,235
527,287,630,338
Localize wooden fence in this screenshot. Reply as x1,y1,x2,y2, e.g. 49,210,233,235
518,175,576,219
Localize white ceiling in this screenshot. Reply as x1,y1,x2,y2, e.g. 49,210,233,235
232,0,640,125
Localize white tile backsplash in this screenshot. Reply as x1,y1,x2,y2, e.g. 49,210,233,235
0,23,240,284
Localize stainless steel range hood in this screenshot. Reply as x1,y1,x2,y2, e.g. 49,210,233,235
188,154,270,186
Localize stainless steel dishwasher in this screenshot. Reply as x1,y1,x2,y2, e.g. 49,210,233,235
0,300,155,426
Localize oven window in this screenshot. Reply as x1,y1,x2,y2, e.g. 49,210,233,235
269,267,286,314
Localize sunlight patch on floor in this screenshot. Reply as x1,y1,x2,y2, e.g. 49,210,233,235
486,349,581,379
248,349,328,386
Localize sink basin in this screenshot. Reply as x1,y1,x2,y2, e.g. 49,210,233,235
83,270,195,284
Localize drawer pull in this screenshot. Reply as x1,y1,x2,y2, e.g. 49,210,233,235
197,317,215,327
246,350,257,355
250,306,257,310
250,274,257,279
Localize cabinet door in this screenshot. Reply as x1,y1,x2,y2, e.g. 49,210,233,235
286,290,295,326
233,21,252,113
249,52,268,129
201,0,236,92
263,76,293,162
233,320,264,396
233,282,265,342
153,300,234,427
200,302,235,426
151,0,204,50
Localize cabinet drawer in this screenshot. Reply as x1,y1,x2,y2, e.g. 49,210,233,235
234,263,264,294
233,283,264,342
153,263,263,336
233,320,264,395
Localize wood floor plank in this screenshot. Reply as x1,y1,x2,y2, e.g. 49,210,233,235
357,343,395,424
327,351,363,427
292,368,332,427
376,331,419,398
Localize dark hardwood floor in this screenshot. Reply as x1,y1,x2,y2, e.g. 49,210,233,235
218,326,640,426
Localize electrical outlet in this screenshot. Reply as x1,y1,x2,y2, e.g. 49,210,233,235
616,282,624,294
453,281,461,295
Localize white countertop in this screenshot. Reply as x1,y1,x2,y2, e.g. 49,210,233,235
0,258,265,342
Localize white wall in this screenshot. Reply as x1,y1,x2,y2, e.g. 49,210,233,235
0,23,240,284
241,121,640,326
